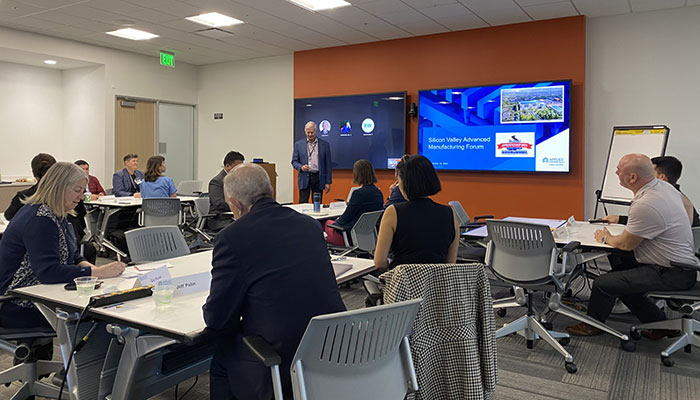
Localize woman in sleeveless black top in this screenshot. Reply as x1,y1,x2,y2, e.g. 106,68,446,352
374,155,459,270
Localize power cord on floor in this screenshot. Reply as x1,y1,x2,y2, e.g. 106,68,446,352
57,299,98,400
175,375,199,400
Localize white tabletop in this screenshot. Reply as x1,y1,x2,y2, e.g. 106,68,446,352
285,203,346,220
0,212,6,235
87,196,200,207
462,216,625,249
12,250,375,341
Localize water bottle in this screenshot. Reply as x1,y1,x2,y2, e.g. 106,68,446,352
313,192,321,212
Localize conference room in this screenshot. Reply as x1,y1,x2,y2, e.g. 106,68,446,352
1,0,699,399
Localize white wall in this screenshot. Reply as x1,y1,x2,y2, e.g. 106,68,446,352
197,55,294,203
586,6,700,218
63,66,106,182
0,61,64,178
0,27,198,187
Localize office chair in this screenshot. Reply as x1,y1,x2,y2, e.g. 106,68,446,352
138,198,183,227
486,220,634,373
328,210,383,257
631,227,700,367
0,296,65,399
449,201,491,262
243,299,422,400
182,197,215,250
381,263,497,400
175,180,203,197
125,226,190,263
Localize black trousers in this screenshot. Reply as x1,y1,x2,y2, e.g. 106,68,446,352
588,256,696,323
298,172,323,203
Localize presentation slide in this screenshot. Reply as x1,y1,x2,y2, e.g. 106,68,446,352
418,81,571,172
294,92,406,170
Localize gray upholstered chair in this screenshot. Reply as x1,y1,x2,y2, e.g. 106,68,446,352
243,299,422,400
125,226,190,263
175,180,203,197
486,219,634,373
329,210,383,256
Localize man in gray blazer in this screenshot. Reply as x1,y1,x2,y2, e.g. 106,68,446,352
207,151,244,231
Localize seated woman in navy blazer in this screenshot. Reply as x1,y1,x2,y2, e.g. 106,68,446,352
139,156,177,199
324,159,384,246
374,155,460,270
0,162,126,331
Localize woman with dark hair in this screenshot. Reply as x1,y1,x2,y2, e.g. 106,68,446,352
373,155,459,270
325,159,384,246
139,156,177,198
4,153,56,220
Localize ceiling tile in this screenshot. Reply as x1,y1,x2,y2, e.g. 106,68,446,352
355,0,415,15
571,0,630,17
515,0,566,6
630,0,685,13
50,4,125,24
10,15,64,29
12,0,74,8
0,1,44,17
125,0,205,18
524,1,578,20
402,0,460,8
458,0,532,26
402,20,450,36
434,14,489,30
418,2,476,19
305,20,379,42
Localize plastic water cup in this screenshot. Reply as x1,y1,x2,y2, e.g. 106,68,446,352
153,285,176,308
74,277,98,298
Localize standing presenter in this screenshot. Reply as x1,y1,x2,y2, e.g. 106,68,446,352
292,121,332,203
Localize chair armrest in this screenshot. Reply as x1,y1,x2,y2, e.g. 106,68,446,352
561,241,581,253
670,261,700,273
243,336,281,367
0,295,14,304
327,223,346,232
461,222,485,230
472,215,494,221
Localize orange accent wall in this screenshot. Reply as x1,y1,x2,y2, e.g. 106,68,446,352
294,16,585,219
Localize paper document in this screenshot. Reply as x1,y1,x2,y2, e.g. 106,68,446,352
332,262,353,277
134,262,174,272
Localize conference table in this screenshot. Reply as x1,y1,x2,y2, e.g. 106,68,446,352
85,195,200,257
285,202,346,220
10,250,375,400
462,216,625,249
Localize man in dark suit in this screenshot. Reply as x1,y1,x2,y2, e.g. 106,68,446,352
203,163,345,400
206,151,244,231
112,153,144,197
292,121,332,203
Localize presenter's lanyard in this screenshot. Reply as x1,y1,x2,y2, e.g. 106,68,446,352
308,141,317,159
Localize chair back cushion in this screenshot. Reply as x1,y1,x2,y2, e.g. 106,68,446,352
486,220,556,283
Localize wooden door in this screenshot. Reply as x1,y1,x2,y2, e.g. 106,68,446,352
114,98,155,172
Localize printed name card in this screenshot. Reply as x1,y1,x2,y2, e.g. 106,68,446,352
134,265,172,288
171,271,211,296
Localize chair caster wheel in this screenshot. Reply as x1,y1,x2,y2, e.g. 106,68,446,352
558,337,570,346
630,329,641,341
620,339,636,352
661,356,675,367
527,340,534,349
684,345,692,353
565,362,577,374
496,308,506,317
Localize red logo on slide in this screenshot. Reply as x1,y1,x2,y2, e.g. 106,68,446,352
496,143,533,149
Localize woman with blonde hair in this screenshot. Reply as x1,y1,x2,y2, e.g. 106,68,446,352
140,155,177,198
0,162,125,330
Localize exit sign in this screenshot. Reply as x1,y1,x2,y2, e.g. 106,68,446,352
160,51,174,67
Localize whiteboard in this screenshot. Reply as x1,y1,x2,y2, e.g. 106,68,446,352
600,125,669,203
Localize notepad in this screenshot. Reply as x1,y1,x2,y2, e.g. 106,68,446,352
332,262,352,277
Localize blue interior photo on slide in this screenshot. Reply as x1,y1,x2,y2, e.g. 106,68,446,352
418,80,571,172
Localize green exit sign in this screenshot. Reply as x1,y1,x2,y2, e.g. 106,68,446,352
160,51,174,67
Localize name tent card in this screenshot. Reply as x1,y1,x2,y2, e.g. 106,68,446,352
171,271,211,297
134,265,172,288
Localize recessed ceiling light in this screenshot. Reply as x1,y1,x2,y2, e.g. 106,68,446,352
286,0,351,11
43,59,57,65
186,12,244,27
106,28,159,41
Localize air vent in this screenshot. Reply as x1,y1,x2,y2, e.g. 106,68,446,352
194,28,234,39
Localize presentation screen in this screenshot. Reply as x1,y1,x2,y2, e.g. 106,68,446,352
418,80,571,172
294,92,407,170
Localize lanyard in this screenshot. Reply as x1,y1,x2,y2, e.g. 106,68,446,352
308,141,317,159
